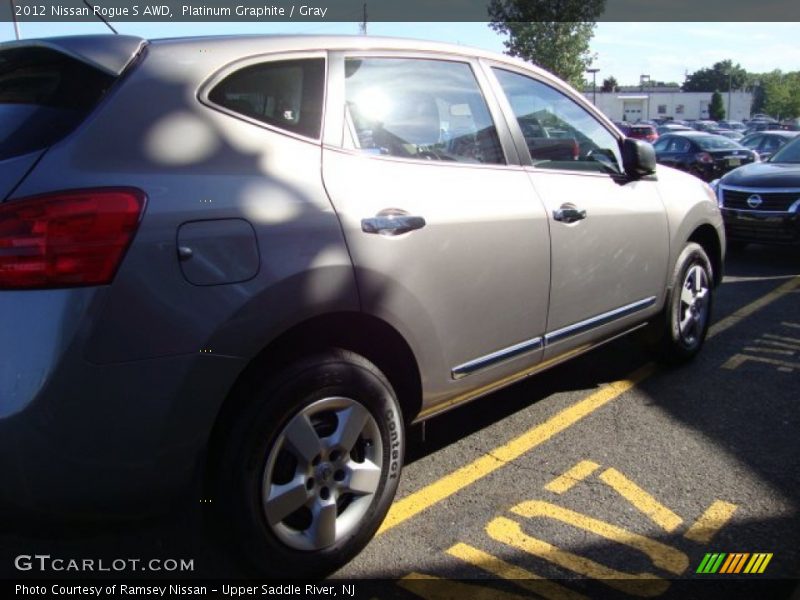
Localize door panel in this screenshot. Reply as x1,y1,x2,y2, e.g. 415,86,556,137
527,170,669,355
322,55,551,409
487,64,670,359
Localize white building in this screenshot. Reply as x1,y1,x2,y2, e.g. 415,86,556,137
582,90,753,122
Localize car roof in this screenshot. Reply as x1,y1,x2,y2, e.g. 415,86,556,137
1,33,565,90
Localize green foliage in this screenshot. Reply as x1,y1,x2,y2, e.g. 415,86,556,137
683,60,748,92
601,76,618,92
709,90,726,121
751,71,800,119
683,60,799,119
488,0,605,89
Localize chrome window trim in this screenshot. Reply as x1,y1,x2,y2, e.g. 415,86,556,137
451,337,543,380
545,296,657,346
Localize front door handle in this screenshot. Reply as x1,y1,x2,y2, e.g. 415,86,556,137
553,205,587,223
362,210,426,236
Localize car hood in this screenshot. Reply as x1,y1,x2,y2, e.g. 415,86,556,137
720,162,800,188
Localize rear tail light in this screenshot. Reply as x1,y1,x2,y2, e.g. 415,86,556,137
0,188,145,290
572,139,580,160
695,152,714,164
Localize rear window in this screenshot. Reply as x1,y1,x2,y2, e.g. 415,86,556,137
208,58,325,139
0,47,115,161
694,136,741,151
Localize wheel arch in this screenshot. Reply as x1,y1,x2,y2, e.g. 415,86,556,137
688,223,723,287
208,312,423,452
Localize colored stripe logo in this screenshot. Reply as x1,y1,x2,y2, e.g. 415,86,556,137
696,553,773,574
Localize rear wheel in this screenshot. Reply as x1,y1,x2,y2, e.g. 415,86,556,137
210,350,404,578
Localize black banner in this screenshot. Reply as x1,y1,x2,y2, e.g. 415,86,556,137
2,0,800,23
4,579,800,600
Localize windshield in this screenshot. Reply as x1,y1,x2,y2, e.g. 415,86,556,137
770,137,800,163
0,47,114,160
694,136,742,151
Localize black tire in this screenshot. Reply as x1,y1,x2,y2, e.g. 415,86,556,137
209,349,404,578
647,242,714,365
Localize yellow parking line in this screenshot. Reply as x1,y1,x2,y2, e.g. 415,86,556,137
762,333,800,346
722,353,799,371
507,501,688,575
598,468,683,533
398,573,530,600
446,543,588,600
487,516,671,597
545,460,602,494
707,276,800,339
683,500,738,543
743,346,795,356
377,365,654,534
377,275,799,535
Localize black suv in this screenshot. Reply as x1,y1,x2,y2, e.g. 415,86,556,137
713,136,800,247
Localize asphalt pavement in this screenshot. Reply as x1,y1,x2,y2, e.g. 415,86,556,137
1,245,799,600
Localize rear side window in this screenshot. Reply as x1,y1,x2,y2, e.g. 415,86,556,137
0,47,114,161
343,58,505,165
208,58,325,139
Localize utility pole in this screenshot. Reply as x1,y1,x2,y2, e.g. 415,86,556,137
359,2,367,35
10,0,21,40
586,67,599,105
727,69,732,120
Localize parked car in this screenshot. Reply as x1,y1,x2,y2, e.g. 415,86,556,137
740,130,800,161
0,34,725,578
613,120,632,135
657,123,693,136
744,120,781,135
712,136,800,247
718,120,746,132
627,123,658,143
709,128,744,141
691,120,719,132
653,131,758,181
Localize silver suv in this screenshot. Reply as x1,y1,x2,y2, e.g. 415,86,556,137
0,35,724,577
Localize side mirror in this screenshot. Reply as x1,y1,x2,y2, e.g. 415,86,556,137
622,138,657,178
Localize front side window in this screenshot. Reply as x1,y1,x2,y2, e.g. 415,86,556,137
492,68,622,174
209,58,325,139
343,58,504,165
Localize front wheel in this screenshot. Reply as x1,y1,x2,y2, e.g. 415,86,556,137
647,242,714,364
210,350,404,578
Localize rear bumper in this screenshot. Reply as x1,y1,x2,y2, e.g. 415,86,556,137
0,288,246,519
722,208,800,245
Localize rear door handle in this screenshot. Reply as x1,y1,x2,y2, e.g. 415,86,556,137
362,212,426,236
553,205,587,223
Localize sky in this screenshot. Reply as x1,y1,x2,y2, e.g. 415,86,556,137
3,20,798,86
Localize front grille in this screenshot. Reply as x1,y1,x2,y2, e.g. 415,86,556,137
721,188,800,212
726,223,799,243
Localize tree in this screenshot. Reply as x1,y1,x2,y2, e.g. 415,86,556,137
683,60,748,92
489,0,605,89
752,70,800,119
709,90,726,121
601,76,618,92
